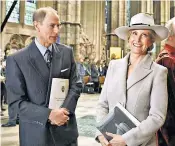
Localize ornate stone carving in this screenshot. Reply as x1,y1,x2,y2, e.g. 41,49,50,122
101,47,106,61
25,36,35,47
79,28,95,58
100,34,107,61
9,34,24,49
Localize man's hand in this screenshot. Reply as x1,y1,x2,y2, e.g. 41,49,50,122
106,132,126,146
49,108,69,126
98,135,111,146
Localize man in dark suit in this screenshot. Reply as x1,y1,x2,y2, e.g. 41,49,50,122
6,7,82,146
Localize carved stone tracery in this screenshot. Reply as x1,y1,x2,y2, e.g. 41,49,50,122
79,28,96,59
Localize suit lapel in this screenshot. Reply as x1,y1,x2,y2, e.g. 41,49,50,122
28,41,50,84
45,43,62,106
127,54,153,90
51,43,62,78
116,54,129,107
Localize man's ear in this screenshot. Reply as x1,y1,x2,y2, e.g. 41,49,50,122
33,21,40,32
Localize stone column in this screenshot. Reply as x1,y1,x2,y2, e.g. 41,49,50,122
141,1,147,13
110,1,119,47
165,0,170,22
161,1,166,26
97,1,104,61
82,1,87,31
158,1,166,55
106,1,112,60
147,0,153,14
39,1,45,7
75,0,81,58
118,1,125,55
57,1,61,16
20,1,25,26
45,1,54,7
66,1,71,45
93,1,97,50
95,1,99,60
123,0,131,56
99,1,105,61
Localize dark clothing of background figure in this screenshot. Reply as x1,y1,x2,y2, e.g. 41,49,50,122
156,44,175,146
1,81,6,109
76,62,85,81
103,65,108,76
6,41,81,146
98,66,105,76
1,64,19,127
83,63,91,76
76,62,85,91
90,64,99,92
1,66,7,104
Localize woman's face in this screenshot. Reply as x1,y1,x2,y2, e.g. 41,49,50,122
128,29,154,55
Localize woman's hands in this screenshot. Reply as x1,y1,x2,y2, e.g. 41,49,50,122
98,135,111,146
98,133,126,146
106,132,127,146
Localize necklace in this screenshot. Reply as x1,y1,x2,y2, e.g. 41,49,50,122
128,57,140,66
128,61,132,66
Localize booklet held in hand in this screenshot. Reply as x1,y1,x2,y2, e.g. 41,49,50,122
96,103,140,141
49,78,69,109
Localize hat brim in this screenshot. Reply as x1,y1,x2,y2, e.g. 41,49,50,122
114,25,169,42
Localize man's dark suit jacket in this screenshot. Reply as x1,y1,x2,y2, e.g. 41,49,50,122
6,41,82,146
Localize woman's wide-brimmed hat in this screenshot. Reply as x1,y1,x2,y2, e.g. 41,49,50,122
114,13,169,42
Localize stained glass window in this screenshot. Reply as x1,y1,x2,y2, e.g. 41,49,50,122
24,0,37,25
6,0,20,23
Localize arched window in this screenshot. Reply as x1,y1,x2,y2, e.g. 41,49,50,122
24,0,37,25
6,0,20,23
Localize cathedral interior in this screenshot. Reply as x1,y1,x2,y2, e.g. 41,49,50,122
1,0,175,63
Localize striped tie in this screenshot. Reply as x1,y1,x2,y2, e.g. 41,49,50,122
44,49,52,69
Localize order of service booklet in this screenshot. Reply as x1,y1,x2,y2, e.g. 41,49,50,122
49,78,69,109
96,103,140,141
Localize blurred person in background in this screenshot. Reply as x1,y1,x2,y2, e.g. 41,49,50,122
90,61,100,93
76,55,85,92
156,17,175,146
1,47,19,127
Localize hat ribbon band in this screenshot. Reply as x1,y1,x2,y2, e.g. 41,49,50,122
129,23,150,27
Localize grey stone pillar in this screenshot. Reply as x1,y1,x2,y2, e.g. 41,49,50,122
141,1,147,13
75,0,81,58
147,0,153,14
118,1,125,56
110,1,119,47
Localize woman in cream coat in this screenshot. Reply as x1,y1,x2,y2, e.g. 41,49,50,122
96,13,169,146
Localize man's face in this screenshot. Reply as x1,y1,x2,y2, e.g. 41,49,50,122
35,12,60,47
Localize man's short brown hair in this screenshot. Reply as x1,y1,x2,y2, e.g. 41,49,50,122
33,7,58,23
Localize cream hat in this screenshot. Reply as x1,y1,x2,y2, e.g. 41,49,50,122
114,13,169,42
